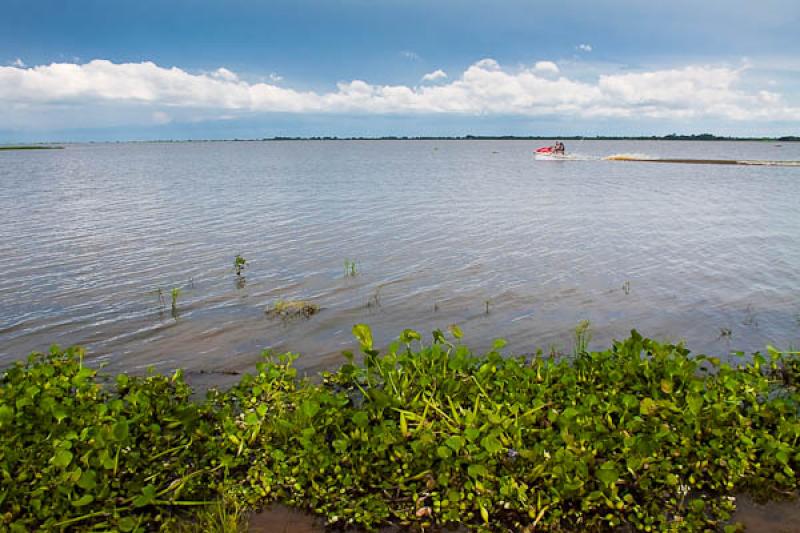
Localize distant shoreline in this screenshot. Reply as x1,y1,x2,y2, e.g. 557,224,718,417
0,145,63,151
3,134,799,146
257,134,800,142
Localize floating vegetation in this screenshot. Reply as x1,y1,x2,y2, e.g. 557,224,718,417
234,255,246,277
344,259,358,277
1,328,799,531
719,327,733,339
265,299,319,319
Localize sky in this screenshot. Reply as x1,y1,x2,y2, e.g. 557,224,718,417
1,0,799,141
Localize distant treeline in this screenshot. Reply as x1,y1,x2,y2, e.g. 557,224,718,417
261,133,799,142
31,135,800,145
0,145,63,150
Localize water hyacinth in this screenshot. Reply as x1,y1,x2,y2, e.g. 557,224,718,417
0,327,798,531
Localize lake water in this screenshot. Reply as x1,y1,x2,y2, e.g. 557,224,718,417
1,140,799,382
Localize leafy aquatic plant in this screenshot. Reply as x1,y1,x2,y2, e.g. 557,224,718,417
234,255,246,277
1,328,799,531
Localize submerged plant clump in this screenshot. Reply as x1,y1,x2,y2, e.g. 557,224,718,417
1,328,799,532
265,299,320,319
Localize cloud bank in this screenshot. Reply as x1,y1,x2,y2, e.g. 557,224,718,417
1,58,798,129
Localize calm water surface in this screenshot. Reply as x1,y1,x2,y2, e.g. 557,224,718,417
2,140,799,381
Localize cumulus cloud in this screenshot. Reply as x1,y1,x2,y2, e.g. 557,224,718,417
421,69,447,83
533,61,559,75
577,44,593,52
0,58,798,129
11,58,25,68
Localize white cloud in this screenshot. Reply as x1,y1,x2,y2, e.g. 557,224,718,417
211,67,238,82
533,61,559,75
400,50,420,61
421,69,447,83
269,72,283,83
11,58,26,68
577,44,593,52
0,58,798,129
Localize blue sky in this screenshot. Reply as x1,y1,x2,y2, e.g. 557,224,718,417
2,0,799,141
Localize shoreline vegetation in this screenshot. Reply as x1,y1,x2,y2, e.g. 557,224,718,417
1,325,798,532
0,145,63,150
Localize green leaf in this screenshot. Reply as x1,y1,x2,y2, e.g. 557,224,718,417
53,449,73,468
112,418,129,441
639,398,658,416
352,411,369,427
465,428,481,442
51,405,68,423
0,405,13,426
77,470,97,490
245,411,260,426
133,485,156,508
493,338,507,350
481,434,502,454
72,494,94,507
400,328,421,344
352,324,373,350
118,517,137,532
686,394,703,415
448,324,463,340
445,435,465,451
301,399,320,419
597,463,619,487
468,464,489,478
437,446,452,459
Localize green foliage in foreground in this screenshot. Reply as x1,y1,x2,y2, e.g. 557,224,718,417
1,328,799,532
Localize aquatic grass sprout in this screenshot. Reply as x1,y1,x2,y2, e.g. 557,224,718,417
234,255,246,277
573,319,592,355
344,259,358,277
1,329,799,531
170,287,181,318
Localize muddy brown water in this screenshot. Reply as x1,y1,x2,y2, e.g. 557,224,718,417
3,140,800,379
247,497,800,532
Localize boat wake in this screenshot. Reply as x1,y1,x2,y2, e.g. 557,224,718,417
603,154,800,167
534,152,598,161
604,153,659,161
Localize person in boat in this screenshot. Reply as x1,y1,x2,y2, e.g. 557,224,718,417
553,141,565,154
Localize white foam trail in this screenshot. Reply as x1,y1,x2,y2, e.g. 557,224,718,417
603,153,658,161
